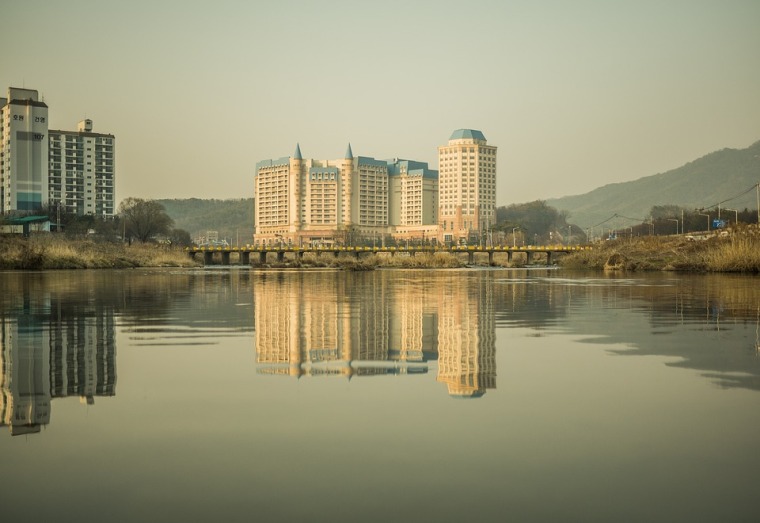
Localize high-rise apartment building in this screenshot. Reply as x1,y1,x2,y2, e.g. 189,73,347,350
0,88,49,213
438,129,497,244
49,119,116,217
255,144,437,246
0,87,115,218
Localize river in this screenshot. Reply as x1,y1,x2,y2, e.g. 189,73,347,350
1,268,759,522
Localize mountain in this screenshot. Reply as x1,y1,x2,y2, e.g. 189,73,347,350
547,141,760,229
158,198,254,245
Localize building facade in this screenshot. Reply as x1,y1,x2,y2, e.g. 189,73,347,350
254,144,438,246
0,88,49,213
0,87,115,218
49,119,116,217
438,129,497,244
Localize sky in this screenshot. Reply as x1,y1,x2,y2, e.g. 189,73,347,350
2,0,759,207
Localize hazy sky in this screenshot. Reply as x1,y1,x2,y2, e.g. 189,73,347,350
2,0,759,206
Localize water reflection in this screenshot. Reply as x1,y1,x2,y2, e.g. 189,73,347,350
1,297,115,436
1,268,758,439
254,271,497,398
489,272,760,391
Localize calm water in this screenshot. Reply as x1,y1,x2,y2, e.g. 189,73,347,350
1,268,759,522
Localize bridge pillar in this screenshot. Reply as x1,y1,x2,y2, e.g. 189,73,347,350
468,252,474,264
507,251,513,263
488,252,494,265
188,251,196,261
259,252,267,264
277,251,285,262
333,251,339,258
526,252,534,264
204,252,214,265
547,252,552,265
221,252,231,265
241,252,250,265
353,251,360,259
297,251,304,260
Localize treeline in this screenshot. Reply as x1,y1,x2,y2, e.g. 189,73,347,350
624,205,757,238
495,200,579,244
5,199,193,246
494,201,759,243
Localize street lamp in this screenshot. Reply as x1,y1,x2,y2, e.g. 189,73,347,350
512,227,520,247
725,208,739,226
667,218,679,235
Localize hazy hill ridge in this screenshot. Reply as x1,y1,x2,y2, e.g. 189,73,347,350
157,141,759,240
158,198,254,245
547,141,760,229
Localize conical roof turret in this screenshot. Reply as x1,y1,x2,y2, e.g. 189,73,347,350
293,143,303,160
345,143,353,159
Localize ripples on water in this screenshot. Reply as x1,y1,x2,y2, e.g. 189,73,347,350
1,268,759,522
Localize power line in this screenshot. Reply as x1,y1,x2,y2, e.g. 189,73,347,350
699,183,757,210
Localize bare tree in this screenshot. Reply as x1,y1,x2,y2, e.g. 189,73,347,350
118,198,174,242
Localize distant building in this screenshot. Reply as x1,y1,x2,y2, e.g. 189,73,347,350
438,129,497,244
254,144,438,246
49,119,116,217
0,87,116,217
0,88,49,213
254,129,496,246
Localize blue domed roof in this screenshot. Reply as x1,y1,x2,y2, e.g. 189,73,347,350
449,129,486,141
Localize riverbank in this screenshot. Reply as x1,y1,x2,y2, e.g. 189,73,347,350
4,228,759,272
559,229,760,272
0,235,199,269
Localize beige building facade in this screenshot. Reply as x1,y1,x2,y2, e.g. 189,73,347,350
438,129,497,244
254,144,438,246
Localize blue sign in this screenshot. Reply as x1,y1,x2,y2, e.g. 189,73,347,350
712,219,726,229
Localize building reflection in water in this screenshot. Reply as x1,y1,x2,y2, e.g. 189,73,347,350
1,297,116,436
254,272,496,398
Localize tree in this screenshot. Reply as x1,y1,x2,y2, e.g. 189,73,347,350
169,228,193,247
118,198,174,242
495,200,577,243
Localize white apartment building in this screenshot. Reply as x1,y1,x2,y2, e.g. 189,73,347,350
0,88,49,213
49,119,116,217
438,129,497,244
255,144,436,246
1,87,116,218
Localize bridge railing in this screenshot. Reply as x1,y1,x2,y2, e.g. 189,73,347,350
186,244,592,253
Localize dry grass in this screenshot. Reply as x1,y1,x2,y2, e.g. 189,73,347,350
701,236,760,272
560,228,760,273
0,235,200,270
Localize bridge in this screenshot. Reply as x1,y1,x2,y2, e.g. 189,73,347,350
186,244,591,266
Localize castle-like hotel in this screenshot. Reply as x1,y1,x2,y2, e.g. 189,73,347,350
254,129,496,246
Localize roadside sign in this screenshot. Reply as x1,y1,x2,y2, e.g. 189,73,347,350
712,219,726,229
